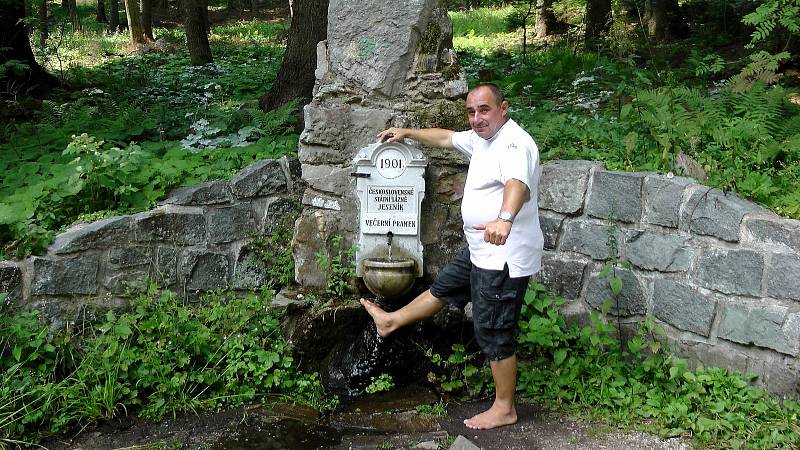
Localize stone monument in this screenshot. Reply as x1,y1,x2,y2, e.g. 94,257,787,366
293,0,470,290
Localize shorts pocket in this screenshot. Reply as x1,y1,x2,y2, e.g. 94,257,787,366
477,287,518,330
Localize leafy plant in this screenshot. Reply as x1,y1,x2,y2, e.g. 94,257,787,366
314,235,358,299
365,373,395,394
425,344,493,399
415,399,447,416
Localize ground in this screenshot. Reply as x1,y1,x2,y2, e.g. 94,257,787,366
42,385,691,450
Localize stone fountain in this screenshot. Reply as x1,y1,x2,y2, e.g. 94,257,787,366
353,141,427,301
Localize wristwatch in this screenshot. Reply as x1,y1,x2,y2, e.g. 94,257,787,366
498,211,514,223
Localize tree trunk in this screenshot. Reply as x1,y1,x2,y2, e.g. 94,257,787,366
584,0,611,47
141,0,154,39
0,0,60,97
109,0,120,31
534,0,557,38
39,0,49,49
124,0,147,43
259,0,327,112
644,0,666,39
182,0,212,65
67,0,82,31
97,0,108,23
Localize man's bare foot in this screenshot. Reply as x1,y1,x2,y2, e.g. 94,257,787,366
463,404,517,430
359,298,395,337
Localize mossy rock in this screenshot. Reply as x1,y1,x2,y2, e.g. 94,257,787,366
411,100,468,131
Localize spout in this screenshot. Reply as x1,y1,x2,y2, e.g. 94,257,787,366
386,231,394,246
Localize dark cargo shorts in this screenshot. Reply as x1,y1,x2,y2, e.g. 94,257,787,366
429,248,530,361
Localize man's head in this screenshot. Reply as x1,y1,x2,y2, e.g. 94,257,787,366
466,83,509,140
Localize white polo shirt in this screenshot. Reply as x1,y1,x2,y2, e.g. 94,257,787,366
451,118,543,277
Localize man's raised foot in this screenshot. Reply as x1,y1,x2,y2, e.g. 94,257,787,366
359,298,395,338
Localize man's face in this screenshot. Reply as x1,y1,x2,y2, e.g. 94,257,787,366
466,86,509,140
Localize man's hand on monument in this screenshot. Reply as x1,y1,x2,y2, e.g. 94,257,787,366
473,219,512,246
377,127,410,143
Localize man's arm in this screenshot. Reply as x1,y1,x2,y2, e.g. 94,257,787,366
473,179,530,246
378,127,455,149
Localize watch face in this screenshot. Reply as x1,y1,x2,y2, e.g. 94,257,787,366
499,211,513,221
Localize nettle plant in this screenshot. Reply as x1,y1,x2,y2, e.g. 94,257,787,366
315,235,358,299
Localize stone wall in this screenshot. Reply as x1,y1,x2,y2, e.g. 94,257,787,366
536,160,800,398
0,157,303,327
1,156,798,396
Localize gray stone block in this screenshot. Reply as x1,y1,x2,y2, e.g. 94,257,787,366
536,252,588,299
207,204,256,244
718,303,799,356
161,180,232,205
154,246,178,286
766,253,800,301
539,212,564,250
681,187,764,242
181,250,230,291
299,105,348,151
108,247,151,269
134,206,206,245
585,268,646,316
31,255,100,295
232,247,269,290
230,159,287,199
448,435,480,450
695,248,763,296
52,216,133,254
0,261,21,292
302,164,353,195
559,219,618,260
652,279,716,336
744,214,800,252
623,230,692,272
259,197,302,235
105,270,148,295
642,174,693,228
538,160,601,214
326,0,431,97
585,171,645,223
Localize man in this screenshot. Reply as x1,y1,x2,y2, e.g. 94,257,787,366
360,83,544,430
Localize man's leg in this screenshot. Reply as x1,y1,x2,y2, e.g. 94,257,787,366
464,354,518,429
360,289,446,338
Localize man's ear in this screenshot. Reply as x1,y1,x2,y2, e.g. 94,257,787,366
501,100,510,117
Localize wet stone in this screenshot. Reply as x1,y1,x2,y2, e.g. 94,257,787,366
539,212,563,250
154,246,178,286
536,252,588,300
105,270,148,295
0,261,22,294
232,246,269,290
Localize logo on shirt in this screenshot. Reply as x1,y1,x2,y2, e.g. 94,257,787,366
507,143,519,151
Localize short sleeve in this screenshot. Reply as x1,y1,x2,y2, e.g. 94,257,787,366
450,130,474,158
498,139,537,190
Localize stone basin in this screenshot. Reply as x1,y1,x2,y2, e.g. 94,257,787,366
362,258,416,300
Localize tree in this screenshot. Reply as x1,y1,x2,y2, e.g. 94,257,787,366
643,0,687,40
259,0,328,112
0,0,60,97
64,0,82,31
38,0,49,49
141,0,155,40
534,0,558,38
97,0,108,23
109,0,120,32
182,0,212,65
124,0,148,44
584,0,611,46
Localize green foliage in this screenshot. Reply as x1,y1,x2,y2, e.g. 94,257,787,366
414,399,447,416
314,235,358,299
425,344,493,398
365,373,395,394
249,203,301,290
514,282,800,449
0,287,335,443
